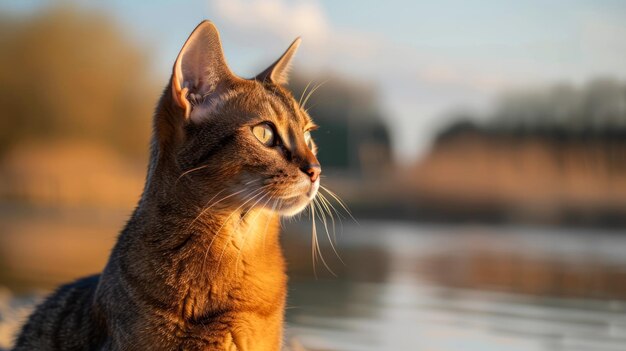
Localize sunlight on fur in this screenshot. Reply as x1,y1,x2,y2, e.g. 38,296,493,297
13,20,350,351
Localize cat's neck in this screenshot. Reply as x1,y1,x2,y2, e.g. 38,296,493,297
128,181,283,269
106,170,286,322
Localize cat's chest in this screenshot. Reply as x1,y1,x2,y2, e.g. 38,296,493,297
171,234,287,319
179,266,287,322
153,308,284,351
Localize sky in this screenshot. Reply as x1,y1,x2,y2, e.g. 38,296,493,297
3,0,626,161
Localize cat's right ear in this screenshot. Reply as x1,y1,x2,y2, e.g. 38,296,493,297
172,21,234,120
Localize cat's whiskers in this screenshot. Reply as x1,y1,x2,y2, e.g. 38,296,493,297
318,193,337,236
298,80,313,106
304,183,357,277
232,184,279,230
320,185,357,224
205,185,270,245
318,191,343,219
175,165,261,204
313,197,344,266
175,164,210,188
317,191,344,238
309,202,336,277
187,180,262,231
308,203,317,278
301,79,329,111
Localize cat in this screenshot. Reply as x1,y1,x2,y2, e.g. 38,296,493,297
13,20,321,350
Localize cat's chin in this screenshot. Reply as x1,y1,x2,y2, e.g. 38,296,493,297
270,179,319,217
276,198,311,217
272,192,316,217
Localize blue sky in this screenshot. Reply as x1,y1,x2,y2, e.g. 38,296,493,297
3,0,626,161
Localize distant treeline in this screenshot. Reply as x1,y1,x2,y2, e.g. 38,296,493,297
393,78,626,227
438,78,626,143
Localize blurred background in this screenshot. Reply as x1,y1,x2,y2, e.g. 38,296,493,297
1,1,626,350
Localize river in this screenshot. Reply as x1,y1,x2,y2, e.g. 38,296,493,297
1,206,625,350
282,221,626,351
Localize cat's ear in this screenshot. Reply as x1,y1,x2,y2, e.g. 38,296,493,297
172,21,234,119
255,37,301,86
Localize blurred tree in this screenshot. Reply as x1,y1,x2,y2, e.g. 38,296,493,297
416,79,626,227
490,78,626,134
438,78,626,140
0,5,157,158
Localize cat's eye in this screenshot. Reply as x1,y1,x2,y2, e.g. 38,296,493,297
252,123,275,146
304,131,312,149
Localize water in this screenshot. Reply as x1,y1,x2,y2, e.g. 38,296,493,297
1,207,626,350
282,222,626,351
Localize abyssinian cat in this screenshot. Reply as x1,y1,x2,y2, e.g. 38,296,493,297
14,21,322,350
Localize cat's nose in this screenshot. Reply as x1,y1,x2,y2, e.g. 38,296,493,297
301,163,321,182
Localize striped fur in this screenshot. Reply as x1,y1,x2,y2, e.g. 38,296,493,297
14,21,319,351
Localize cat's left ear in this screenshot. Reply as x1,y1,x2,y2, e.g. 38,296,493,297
255,37,301,86
172,21,235,119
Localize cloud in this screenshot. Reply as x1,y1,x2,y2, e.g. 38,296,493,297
211,0,382,63
212,0,330,44
211,0,520,92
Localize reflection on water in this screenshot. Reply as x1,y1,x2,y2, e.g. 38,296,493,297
1,208,626,350
287,280,626,351
282,222,626,351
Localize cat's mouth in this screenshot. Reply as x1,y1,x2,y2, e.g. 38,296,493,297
306,178,320,200
273,178,319,217
234,175,319,217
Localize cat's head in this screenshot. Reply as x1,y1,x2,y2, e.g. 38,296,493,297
154,21,320,217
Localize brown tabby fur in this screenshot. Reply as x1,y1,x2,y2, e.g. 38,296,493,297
13,21,320,350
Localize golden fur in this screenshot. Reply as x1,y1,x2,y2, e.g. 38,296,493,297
15,21,320,351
